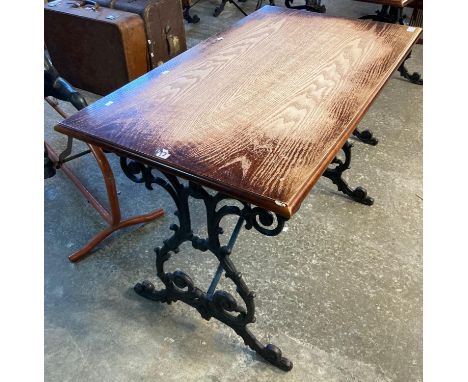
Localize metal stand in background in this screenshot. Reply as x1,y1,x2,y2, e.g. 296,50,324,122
120,157,293,371
183,4,200,23
214,0,249,17
214,0,325,19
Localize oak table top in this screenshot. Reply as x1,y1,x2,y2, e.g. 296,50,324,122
56,6,421,218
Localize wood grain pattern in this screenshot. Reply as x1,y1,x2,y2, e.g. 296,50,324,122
56,6,421,218
353,0,415,8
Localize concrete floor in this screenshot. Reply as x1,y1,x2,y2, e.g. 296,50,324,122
44,1,423,381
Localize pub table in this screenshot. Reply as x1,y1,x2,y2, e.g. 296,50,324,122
55,6,421,371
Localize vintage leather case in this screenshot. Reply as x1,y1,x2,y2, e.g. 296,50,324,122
44,1,148,95
96,0,187,68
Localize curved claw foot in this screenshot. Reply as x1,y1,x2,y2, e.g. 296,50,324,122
353,129,379,146
134,280,168,302
407,72,423,85
183,8,200,23
398,65,423,85
259,344,293,371
350,186,374,206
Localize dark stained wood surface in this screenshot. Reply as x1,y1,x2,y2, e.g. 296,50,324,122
354,0,415,8
56,6,421,218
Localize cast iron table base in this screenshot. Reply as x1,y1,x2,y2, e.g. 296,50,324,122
214,0,325,19
118,140,371,371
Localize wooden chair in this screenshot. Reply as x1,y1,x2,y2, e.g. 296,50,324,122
44,54,164,262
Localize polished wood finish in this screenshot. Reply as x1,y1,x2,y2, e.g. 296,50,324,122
354,0,415,7
56,6,421,218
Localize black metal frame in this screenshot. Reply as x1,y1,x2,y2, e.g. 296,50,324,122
44,54,89,179
214,0,249,18
120,157,293,371
117,137,370,371
213,0,325,19
183,5,200,24
352,128,379,146
284,0,325,13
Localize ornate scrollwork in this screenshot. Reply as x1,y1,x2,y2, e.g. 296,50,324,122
322,141,374,206
120,157,292,371
352,128,379,146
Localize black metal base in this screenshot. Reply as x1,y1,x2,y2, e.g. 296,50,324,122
120,158,292,371
352,128,379,146
284,0,325,12
322,141,374,205
359,5,422,86
183,6,200,24
214,0,248,18
398,62,423,85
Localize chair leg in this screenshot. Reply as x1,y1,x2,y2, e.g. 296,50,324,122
67,145,164,262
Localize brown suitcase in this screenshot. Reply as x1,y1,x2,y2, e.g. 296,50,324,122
44,1,148,95
96,0,187,68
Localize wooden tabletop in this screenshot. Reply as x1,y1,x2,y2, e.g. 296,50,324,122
354,0,415,8
56,6,421,218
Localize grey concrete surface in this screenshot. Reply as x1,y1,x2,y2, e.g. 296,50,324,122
44,1,423,381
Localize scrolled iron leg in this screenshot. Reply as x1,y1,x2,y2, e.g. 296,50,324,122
352,128,379,146
322,141,374,205
397,58,423,85
183,6,200,24
120,158,292,371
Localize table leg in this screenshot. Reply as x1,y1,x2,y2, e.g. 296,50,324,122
322,141,374,205
397,51,423,85
352,128,379,146
183,6,200,24
120,158,293,371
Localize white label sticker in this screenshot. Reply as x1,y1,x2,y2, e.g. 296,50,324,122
105,101,114,106
155,148,170,159
407,26,416,32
